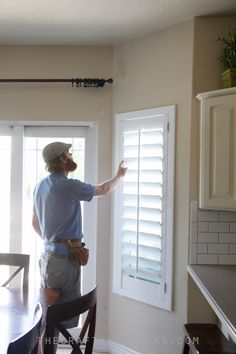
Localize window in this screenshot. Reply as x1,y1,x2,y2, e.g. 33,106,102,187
113,106,175,310
0,122,98,293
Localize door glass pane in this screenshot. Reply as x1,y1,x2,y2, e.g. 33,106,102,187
0,137,11,252
0,137,11,285
22,137,85,287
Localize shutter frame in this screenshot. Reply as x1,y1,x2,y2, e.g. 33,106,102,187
113,106,175,310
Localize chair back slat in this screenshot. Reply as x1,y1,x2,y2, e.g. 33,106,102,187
48,286,97,321
44,286,97,354
0,253,30,288
7,303,42,354
79,306,95,343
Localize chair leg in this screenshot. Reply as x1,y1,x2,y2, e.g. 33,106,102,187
182,337,190,354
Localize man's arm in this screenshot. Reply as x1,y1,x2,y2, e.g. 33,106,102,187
32,212,43,239
94,161,127,196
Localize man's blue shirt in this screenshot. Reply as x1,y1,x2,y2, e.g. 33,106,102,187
33,173,95,255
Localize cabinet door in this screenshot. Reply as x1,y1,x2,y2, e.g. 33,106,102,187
199,94,236,210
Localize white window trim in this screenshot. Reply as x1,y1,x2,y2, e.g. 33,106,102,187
112,106,175,310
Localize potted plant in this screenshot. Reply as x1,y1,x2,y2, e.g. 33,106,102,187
217,27,236,88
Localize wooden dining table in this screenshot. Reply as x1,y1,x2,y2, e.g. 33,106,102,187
0,286,60,354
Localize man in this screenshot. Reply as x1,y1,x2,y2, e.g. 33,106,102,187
32,141,127,329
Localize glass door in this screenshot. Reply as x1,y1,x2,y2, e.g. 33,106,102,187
0,135,11,253
0,134,11,285
0,123,98,292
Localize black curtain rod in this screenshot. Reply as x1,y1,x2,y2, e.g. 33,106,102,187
0,78,113,88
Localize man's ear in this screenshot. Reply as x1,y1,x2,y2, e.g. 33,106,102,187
59,153,67,163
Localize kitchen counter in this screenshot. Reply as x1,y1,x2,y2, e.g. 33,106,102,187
187,264,236,340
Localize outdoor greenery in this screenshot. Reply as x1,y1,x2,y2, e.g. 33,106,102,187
217,27,236,69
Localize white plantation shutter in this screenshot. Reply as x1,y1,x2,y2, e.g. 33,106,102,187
122,127,164,283
113,106,175,310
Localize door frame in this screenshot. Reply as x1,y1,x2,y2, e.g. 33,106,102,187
0,120,98,292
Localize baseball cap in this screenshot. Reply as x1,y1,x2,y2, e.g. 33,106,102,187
42,142,72,163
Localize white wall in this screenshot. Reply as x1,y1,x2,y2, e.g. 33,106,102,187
111,20,194,354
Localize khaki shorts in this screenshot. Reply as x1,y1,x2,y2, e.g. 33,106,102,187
39,252,81,328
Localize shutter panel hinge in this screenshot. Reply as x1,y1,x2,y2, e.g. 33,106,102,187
164,282,167,293
167,122,170,132
160,282,167,301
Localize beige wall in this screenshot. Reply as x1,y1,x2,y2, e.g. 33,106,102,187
0,45,113,339
111,21,194,354
188,16,236,323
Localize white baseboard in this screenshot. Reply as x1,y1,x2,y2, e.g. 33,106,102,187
94,339,141,354
59,337,140,354
94,338,109,352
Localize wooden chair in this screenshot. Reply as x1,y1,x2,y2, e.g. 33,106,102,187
0,253,30,288
182,323,236,354
7,303,42,354
44,286,97,354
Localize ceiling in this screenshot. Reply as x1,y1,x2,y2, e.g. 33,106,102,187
0,0,236,45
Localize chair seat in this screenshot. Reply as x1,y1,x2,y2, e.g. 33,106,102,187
183,324,236,354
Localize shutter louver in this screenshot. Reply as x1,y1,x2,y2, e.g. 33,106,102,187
121,127,164,284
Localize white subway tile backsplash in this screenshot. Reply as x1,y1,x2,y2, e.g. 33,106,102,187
230,223,236,232
219,211,236,222
208,243,229,254
189,243,197,264
198,243,207,253
198,254,218,264
198,222,209,232
189,201,236,265
219,233,236,243
190,222,198,243
198,210,218,222
198,232,218,243
230,244,236,254
219,255,236,265
209,222,229,233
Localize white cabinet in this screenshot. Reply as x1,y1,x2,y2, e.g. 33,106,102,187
197,87,236,210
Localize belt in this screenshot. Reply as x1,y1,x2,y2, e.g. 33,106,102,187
52,239,82,246
45,251,67,259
